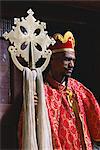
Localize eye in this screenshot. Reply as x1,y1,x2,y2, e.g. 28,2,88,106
64,57,69,61
73,59,76,63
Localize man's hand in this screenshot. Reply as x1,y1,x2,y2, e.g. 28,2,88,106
34,92,38,106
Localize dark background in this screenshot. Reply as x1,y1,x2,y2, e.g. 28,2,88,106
1,0,100,101
0,1,100,149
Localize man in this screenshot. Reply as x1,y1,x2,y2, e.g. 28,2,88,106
43,31,100,150
18,31,100,150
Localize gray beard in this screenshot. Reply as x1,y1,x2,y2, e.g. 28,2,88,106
61,75,68,86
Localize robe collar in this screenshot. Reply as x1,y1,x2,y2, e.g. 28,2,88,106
45,72,70,92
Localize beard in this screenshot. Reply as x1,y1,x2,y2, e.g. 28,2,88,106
61,74,69,86
64,67,73,77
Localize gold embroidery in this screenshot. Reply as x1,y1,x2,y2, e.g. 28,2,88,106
53,31,75,46
66,89,86,150
66,89,73,108
93,138,100,142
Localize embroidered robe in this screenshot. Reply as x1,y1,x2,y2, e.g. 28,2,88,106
44,77,100,150
18,77,100,150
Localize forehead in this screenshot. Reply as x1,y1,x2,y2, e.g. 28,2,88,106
64,51,75,59
52,51,76,59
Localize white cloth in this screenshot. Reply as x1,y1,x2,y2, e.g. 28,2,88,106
36,68,53,150
22,67,38,150
22,67,53,150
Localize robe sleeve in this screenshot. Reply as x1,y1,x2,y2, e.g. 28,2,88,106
82,86,100,142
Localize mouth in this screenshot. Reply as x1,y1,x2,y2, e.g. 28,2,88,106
67,69,73,73
64,67,73,76
67,70,72,73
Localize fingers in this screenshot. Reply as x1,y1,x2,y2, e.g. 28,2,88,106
34,99,38,106
34,95,38,100
34,92,38,106
34,102,38,106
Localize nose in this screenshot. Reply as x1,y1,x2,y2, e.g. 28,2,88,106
69,60,74,67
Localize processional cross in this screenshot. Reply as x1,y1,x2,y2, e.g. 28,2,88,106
3,9,55,150
3,8,55,71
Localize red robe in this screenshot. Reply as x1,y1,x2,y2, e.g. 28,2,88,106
18,76,100,150
44,76,100,150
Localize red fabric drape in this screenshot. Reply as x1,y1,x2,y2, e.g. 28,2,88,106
18,77,100,150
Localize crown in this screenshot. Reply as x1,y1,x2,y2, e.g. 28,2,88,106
50,31,75,53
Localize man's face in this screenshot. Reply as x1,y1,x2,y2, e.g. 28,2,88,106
50,50,76,82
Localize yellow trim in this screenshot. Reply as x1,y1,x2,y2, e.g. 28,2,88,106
52,48,75,53
66,89,73,107
53,31,75,47
93,138,100,142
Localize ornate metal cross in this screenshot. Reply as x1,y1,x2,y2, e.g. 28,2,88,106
3,8,55,71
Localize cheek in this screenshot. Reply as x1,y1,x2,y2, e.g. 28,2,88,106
51,59,65,71
63,61,68,67
52,62,64,72
58,63,66,72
